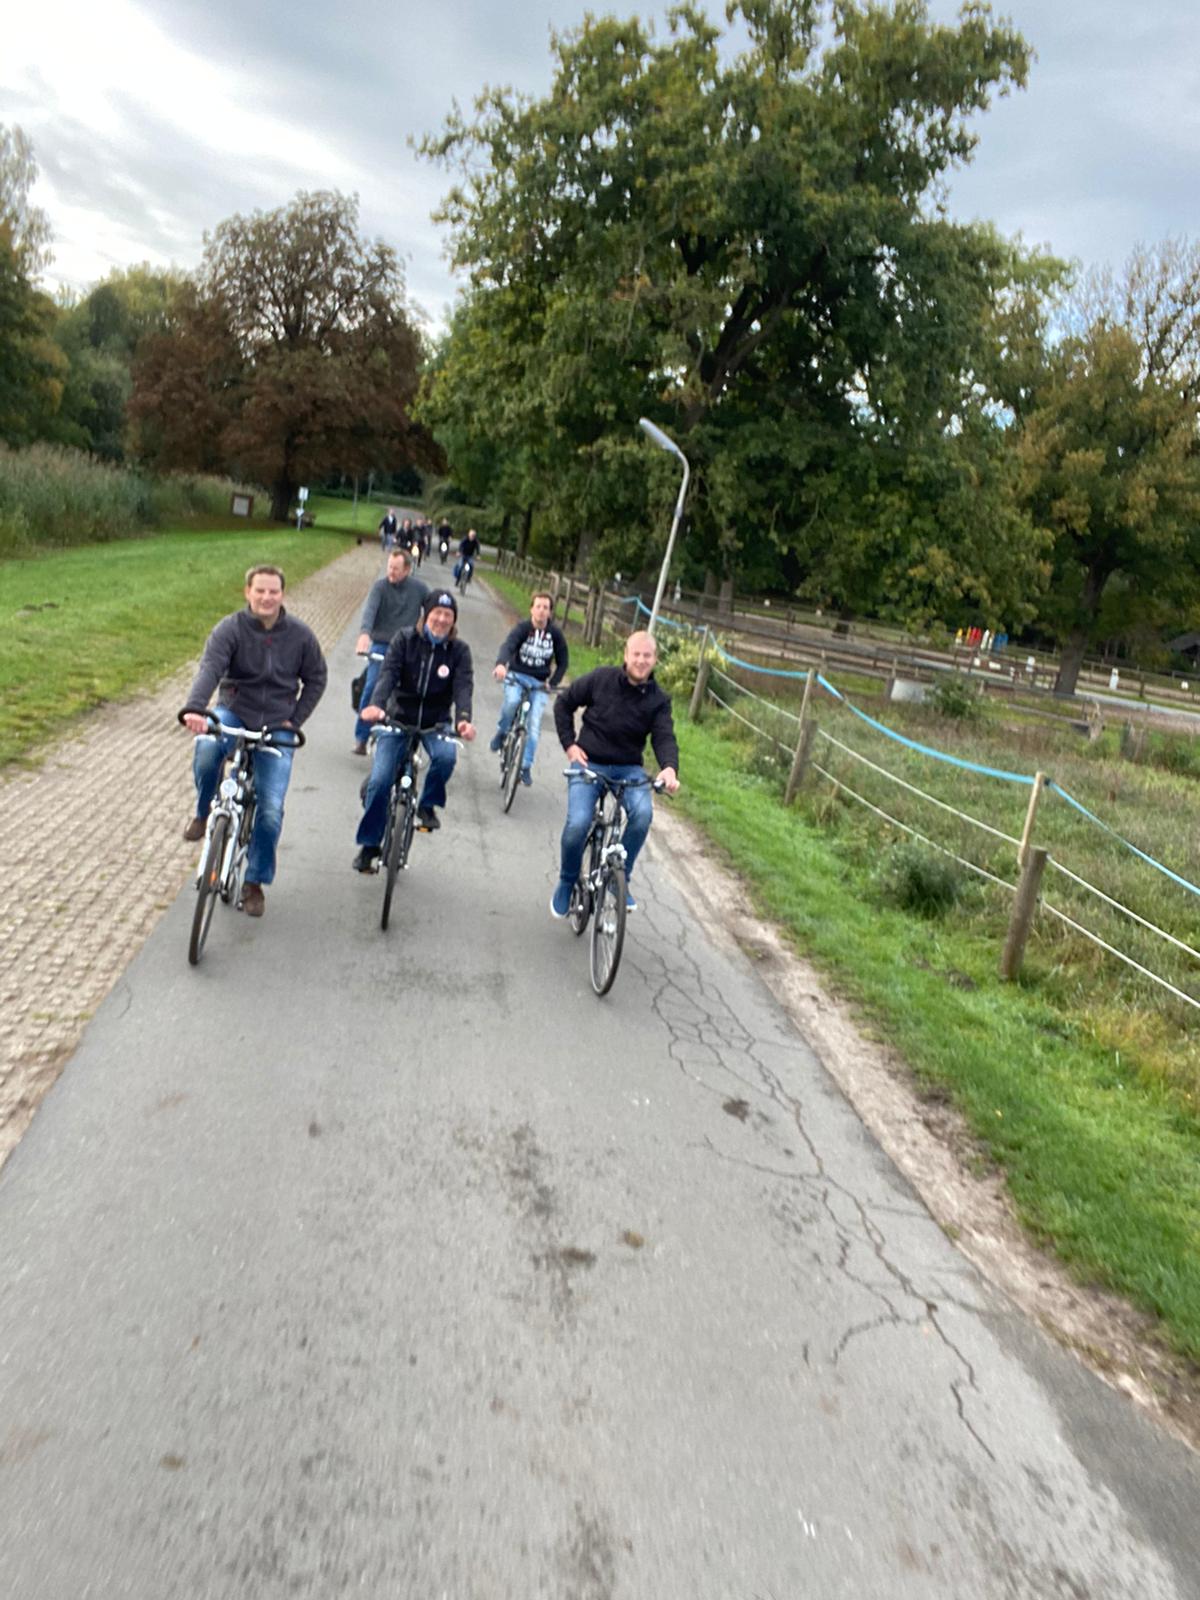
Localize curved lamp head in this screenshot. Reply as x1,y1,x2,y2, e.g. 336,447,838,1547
638,416,686,462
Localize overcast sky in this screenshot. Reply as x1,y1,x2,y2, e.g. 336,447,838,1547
4,0,1197,331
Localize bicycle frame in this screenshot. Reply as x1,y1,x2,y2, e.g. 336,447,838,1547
183,715,303,964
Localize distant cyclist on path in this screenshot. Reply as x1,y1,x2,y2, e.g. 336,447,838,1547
180,564,327,917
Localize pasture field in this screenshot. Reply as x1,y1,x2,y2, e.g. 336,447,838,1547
1,526,350,767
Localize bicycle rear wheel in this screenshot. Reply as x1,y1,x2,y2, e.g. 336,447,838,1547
589,864,627,995
189,814,229,966
502,725,527,813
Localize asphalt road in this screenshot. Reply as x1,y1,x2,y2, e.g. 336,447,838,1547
2,577,1198,1599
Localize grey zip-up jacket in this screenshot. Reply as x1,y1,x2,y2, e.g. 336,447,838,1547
183,607,328,729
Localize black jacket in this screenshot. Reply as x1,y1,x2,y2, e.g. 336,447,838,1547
554,666,679,771
372,628,474,730
495,621,569,686
183,607,327,729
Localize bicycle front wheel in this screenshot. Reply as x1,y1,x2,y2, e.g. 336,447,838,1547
189,814,229,966
381,796,405,931
501,726,526,813
589,864,627,995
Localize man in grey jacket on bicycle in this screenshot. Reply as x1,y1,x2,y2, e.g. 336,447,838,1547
353,545,429,754
180,564,327,917
550,630,679,919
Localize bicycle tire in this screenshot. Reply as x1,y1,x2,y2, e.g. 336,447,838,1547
502,725,526,813
189,814,229,966
380,792,404,931
568,876,591,936
589,864,627,995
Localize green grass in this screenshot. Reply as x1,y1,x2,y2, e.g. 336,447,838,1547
1,525,351,766
673,714,1200,1363
302,493,424,536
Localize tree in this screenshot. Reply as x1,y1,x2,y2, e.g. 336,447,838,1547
1071,237,1200,402
46,265,184,458
130,192,430,520
0,124,53,276
1016,324,1200,695
421,0,1057,606
0,223,65,444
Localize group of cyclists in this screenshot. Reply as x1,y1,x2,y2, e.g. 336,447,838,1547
376,507,477,576
179,549,680,925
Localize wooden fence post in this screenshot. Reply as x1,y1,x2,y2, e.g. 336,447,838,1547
1000,847,1048,981
782,667,817,804
1018,771,1046,867
689,628,712,722
785,717,818,805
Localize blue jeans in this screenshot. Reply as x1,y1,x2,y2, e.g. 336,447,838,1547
559,764,653,886
496,673,548,772
356,727,457,846
192,708,296,886
353,649,388,745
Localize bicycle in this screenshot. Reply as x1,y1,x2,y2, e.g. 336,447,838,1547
366,721,459,930
498,684,535,813
456,558,474,595
563,768,664,996
181,713,304,966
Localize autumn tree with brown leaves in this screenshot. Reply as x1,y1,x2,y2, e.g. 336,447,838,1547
131,191,431,520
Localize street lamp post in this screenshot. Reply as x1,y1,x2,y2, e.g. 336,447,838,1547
638,417,690,637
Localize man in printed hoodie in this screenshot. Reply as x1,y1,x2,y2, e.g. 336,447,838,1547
488,591,569,785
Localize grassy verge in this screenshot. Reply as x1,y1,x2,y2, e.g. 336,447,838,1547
494,562,1200,1361
1,527,350,767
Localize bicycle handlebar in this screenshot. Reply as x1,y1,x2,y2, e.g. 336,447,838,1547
178,710,306,748
562,765,667,793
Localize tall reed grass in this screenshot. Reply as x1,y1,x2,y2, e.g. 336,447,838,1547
0,443,252,555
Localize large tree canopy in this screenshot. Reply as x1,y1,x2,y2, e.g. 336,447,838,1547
421,0,1057,621
130,191,430,520
1016,323,1200,694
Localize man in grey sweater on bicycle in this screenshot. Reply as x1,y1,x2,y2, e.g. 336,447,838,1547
180,564,327,917
550,630,679,918
353,546,429,754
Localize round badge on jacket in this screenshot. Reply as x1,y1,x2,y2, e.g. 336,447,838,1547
437,664,450,678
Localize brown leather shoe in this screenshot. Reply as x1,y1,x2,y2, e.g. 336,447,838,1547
352,741,368,756
242,883,265,917
183,817,206,842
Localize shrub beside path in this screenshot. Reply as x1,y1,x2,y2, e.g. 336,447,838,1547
0,542,378,1171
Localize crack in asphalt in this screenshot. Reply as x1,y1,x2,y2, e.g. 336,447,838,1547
630,894,997,1462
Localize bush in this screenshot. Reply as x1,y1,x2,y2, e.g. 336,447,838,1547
0,443,253,555
877,841,968,917
927,673,983,722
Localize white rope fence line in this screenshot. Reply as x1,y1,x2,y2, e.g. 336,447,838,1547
1045,857,1200,965
709,665,805,727
815,728,1023,849
1039,899,1200,1012
707,673,1200,1004
809,761,1018,893
707,687,795,754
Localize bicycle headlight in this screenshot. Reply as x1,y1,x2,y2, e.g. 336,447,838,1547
219,777,239,799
